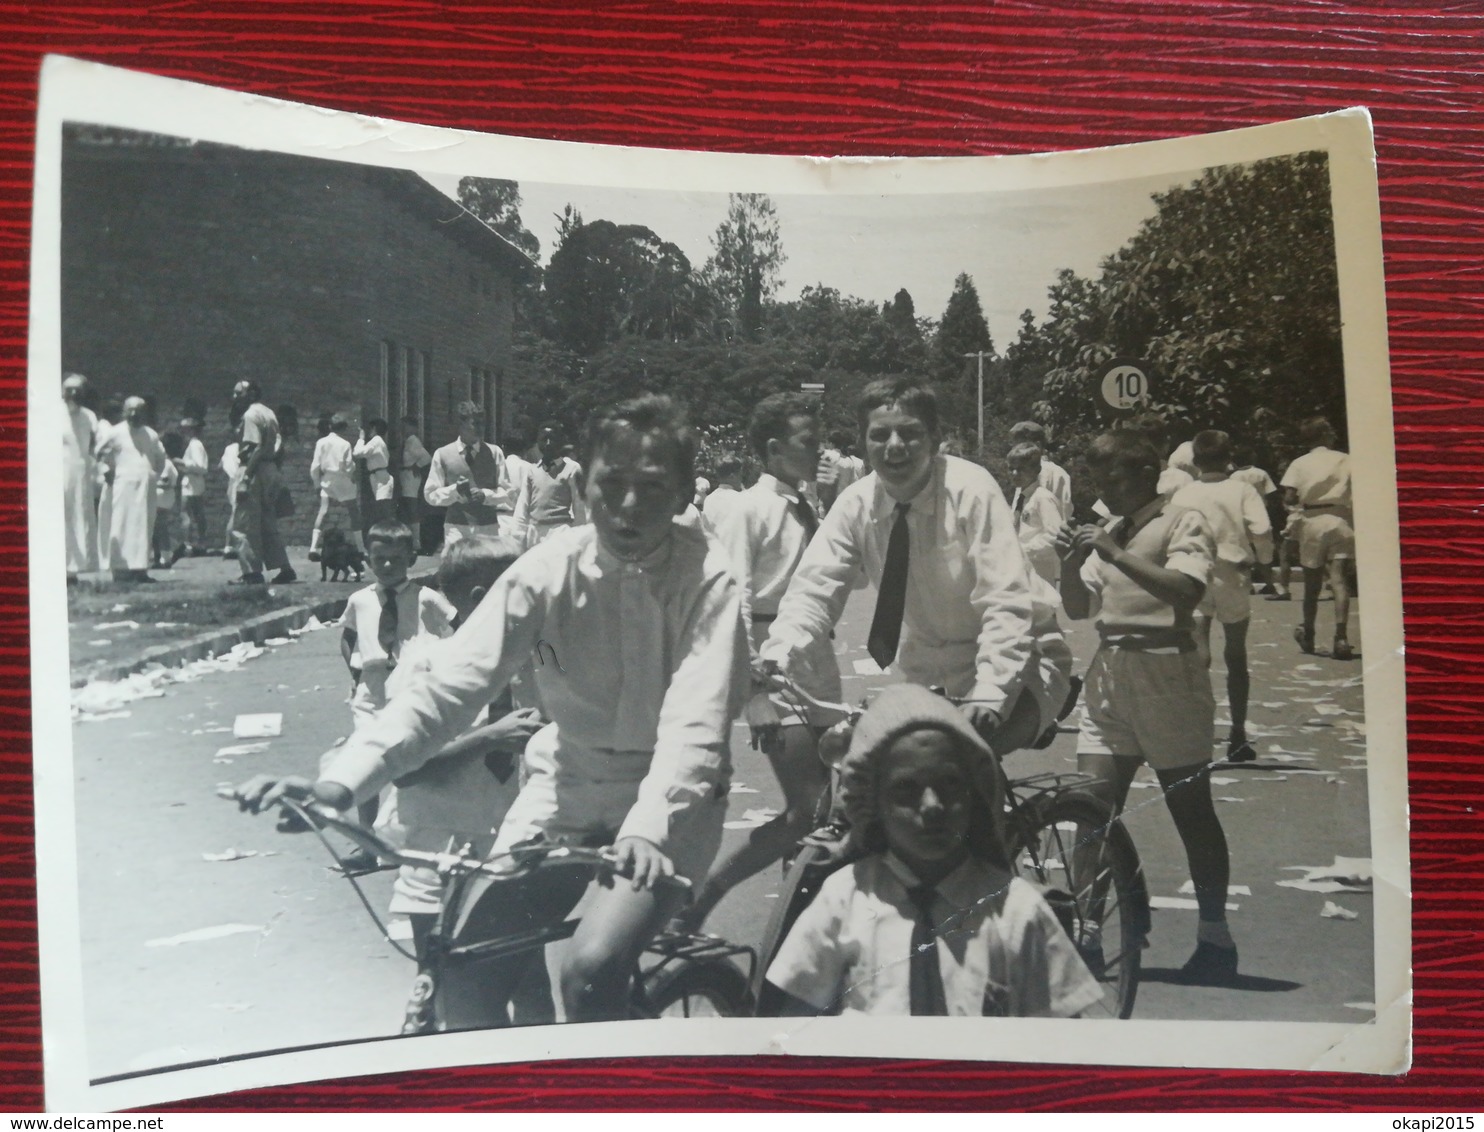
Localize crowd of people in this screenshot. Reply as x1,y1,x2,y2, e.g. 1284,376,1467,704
67,368,1353,1024
61,376,592,587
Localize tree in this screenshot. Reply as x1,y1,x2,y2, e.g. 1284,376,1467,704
1033,151,1344,461
883,288,921,341
702,194,786,340
541,219,712,355
457,177,540,260
932,273,994,383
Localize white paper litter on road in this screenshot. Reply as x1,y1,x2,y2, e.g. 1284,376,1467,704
88,639,112,647
108,603,130,614
1345,1001,1376,1011
95,620,140,631
145,923,263,947
1216,796,1246,803
234,713,282,738
289,615,325,635
1179,882,1251,896
153,621,184,629
1321,901,1359,920
202,848,279,862
730,782,761,795
214,742,270,758
1209,776,1239,785
1277,857,1373,893
1314,703,1358,716
77,708,132,722
723,807,780,830
73,640,275,720
1149,896,1240,912
852,658,886,676
1127,781,1159,789
265,637,291,647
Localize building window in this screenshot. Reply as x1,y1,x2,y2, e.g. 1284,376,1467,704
382,339,429,425
469,365,502,441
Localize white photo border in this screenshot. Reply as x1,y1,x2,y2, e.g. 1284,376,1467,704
28,56,1410,1111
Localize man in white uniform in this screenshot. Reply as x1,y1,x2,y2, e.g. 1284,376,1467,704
309,413,361,560
62,373,99,582
95,395,167,582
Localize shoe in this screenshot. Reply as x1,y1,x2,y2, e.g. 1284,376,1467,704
399,973,437,1036
1178,940,1239,985
273,568,298,584
1294,626,1315,654
1225,740,1257,763
332,847,383,877
167,546,185,567
1265,590,1292,602
229,573,267,586
308,549,322,562
1333,639,1355,661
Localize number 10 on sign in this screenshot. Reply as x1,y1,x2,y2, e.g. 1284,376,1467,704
1101,363,1150,410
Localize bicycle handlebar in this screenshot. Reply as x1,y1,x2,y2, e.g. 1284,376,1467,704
224,790,690,890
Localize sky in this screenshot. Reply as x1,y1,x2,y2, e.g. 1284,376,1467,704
422,168,1199,348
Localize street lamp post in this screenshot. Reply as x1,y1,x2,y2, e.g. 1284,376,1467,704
963,350,992,455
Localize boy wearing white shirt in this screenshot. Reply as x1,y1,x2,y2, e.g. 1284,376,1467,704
1171,431,1274,762
238,394,748,1026
176,417,210,557
309,413,363,559
1009,420,1072,522
355,418,396,525
1280,416,1355,660
1006,443,1063,590
762,379,1071,756
513,421,587,549
424,401,512,546
683,392,843,929
398,414,433,549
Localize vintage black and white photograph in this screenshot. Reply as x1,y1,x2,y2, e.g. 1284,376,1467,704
29,60,1408,1110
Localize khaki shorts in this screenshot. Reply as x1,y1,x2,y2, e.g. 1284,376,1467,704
1207,560,1252,625
489,723,726,885
1299,511,1355,570
1077,645,1215,770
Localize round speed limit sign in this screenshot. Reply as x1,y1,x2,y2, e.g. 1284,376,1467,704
1100,360,1151,411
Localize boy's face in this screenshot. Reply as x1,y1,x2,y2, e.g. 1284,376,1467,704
456,414,484,445
367,540,415,588
1089,461,1158,517
586,427,686,561
770,413,820,485
864,403,937,502
879,729,974,875
1008,458,1039,490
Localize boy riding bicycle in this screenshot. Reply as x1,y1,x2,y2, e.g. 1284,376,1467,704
238,393,748,1026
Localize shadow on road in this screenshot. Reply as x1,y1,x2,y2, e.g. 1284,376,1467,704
1139,967,1303,993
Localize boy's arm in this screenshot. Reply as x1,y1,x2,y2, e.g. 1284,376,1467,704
759,491,866,672
614,566,749,850
764,868,848,1014
570,463,588,525
1018,493,1059,555
510,464,531,547
1079,513,1210,613
1054,524,1097,620
709,500,760,660
963,486,1038,717
424,450,461,507
1241,483,1274,564
320,566,545,806
339,597,359,676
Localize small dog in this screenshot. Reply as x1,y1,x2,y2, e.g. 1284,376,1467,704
319,528,366,582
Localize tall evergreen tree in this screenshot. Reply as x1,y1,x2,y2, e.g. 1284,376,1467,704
702,194,786,340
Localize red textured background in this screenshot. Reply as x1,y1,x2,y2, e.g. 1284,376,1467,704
2,1,1480,1113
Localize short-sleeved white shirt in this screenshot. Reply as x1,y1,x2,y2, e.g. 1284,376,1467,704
766,853,1103,1017
339,579,456,675
1281,446,1351,510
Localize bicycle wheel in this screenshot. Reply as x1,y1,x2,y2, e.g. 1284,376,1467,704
1011,790,1148,1019
642,958,752,1018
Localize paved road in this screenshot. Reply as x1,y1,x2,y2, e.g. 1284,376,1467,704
70,581,1373,1081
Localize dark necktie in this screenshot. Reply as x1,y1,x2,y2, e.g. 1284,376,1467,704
463,444,479,467
867,502,910,669
907,884,949,1016
378,585,399,666
792,494,818,542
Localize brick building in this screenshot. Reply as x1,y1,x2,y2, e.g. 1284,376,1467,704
60,124,535,544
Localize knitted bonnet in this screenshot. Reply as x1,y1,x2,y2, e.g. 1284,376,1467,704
837,683,1010,869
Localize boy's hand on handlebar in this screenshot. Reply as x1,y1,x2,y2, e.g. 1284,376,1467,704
610,836,675,891
233,774,315,814
961,702,1002,743
482,707,546,751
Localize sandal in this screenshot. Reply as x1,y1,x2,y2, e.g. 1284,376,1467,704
1294,626,1315,654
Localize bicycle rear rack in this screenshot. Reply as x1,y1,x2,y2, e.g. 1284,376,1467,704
646,930,757,988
